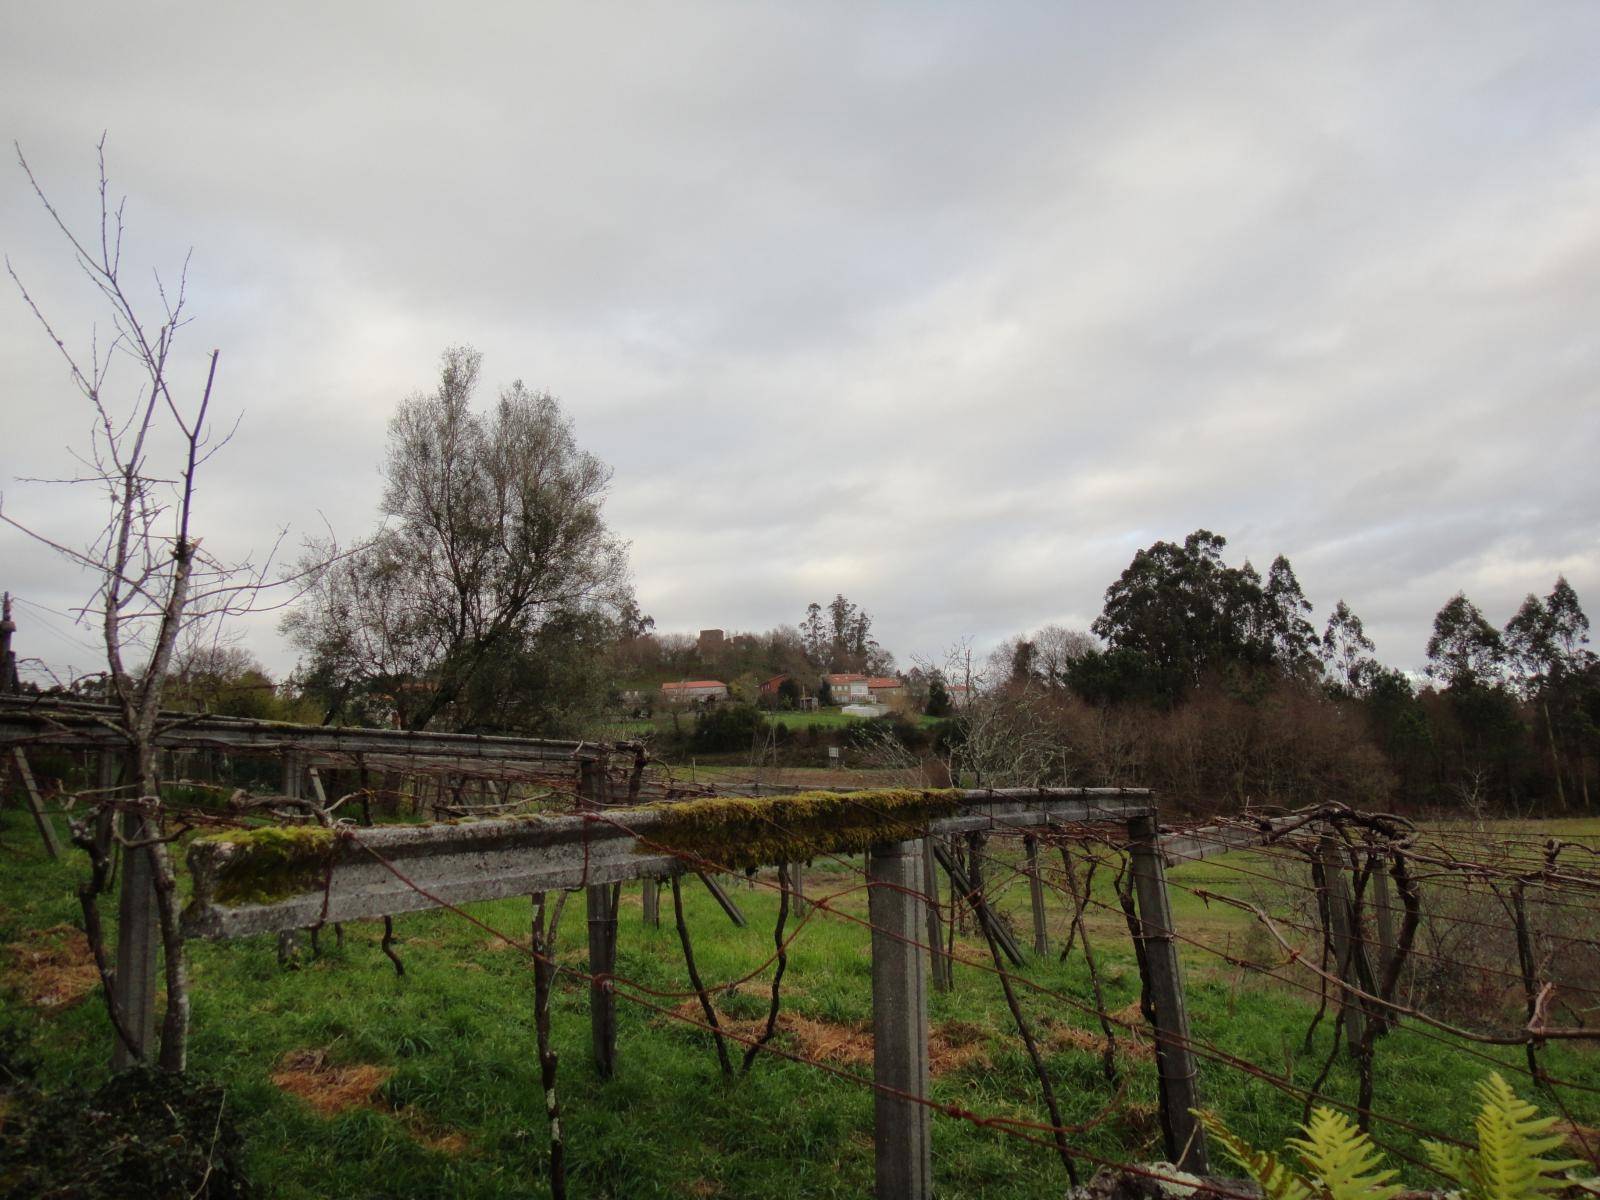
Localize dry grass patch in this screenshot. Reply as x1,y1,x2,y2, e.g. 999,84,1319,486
271,1048,394,1116
3,923,99,1010
1039,1017,1153,1062
270,1048,471,1155
662,1002,991,1076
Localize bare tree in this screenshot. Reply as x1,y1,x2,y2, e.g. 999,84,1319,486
284,346,633,731
5,140,301,1070
921,642,1060,787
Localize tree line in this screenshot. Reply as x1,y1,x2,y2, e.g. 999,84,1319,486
974,530,1596,813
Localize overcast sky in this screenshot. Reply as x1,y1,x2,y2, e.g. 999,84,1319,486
3,2,1598,686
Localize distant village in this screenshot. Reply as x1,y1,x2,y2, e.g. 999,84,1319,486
620,626,970,718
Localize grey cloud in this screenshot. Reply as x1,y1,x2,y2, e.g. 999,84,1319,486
3,1,1598,683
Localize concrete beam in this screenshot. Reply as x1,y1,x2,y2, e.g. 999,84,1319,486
1158,814,1306,866
0,696,632,766
183,791,1153,941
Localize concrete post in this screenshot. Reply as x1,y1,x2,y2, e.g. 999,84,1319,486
112,763,159,1070
582,758,618,1078
10,748,61,859
282,749,302,800
1025,834,1049,956
922,838,951,992
695,871,747,927
786,861,808,916
641,876,660,928
868,838,933,1200
1128,813,1209,1175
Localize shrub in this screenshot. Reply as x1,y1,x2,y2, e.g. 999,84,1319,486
689,703,772,754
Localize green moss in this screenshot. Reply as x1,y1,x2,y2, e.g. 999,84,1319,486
194,825,338,907
638,788,964,870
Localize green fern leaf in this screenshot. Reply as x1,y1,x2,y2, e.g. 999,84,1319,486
1425,1138,1472,1192
1196,1110,1314,1200
1288,1107,1402,1200
1466,1073,1583,1200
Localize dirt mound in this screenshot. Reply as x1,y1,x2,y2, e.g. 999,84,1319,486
4,923,100,1010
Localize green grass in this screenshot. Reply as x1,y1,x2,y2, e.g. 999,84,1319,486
591,708,943,740
1,805,1595,1198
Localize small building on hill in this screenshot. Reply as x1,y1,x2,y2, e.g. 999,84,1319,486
866,676,903,702
822,673,871,704
661,680,729,704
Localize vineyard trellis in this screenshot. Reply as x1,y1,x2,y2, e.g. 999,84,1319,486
3,692,1600,1199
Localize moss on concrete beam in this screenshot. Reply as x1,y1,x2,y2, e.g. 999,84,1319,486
639,788,963,871
191,825,338,907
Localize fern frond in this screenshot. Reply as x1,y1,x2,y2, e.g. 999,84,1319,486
1196,1110,1314,1200
1288,1107,1402,1200
1425,1138,1472,1191
1466,1073,1583,1200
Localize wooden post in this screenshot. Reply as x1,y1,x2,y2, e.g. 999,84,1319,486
1025,834,1048,956
641,877,660,928
1370,847,1395,984
1127,813,1209,1175
922,838,951,992
868,838,933,1200
582,758,618,1078
1318,830,1367,1049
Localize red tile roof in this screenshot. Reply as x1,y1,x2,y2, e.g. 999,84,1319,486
867,677,902,689
661,680,728,690
823,673,868,683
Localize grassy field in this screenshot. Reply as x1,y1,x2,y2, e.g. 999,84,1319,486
1,805,1596,1198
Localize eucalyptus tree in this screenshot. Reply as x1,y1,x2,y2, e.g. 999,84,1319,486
1319,600,1379,697
1504,578,1595,806
1425,594,1506,690
1089,530,1320,703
